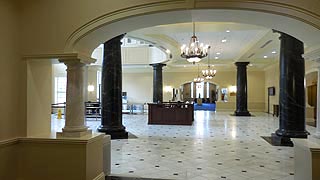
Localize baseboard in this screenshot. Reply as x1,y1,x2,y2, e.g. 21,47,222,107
93,172,105,180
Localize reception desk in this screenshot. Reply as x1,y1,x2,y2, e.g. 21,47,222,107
148,102,194,125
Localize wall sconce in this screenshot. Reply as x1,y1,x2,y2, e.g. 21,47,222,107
164,86,173,93
88,85,95,92
229,86,237,96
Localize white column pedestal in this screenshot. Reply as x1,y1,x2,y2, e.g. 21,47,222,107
57,59,92,137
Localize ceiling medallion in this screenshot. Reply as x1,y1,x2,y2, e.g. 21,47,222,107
181,22,209,64
202,46,217,79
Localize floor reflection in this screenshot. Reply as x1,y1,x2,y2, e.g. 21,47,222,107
51,111,317,180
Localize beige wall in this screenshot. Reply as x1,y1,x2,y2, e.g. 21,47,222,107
122,69,265,111
0,135,105,180
264,63,280,113
52,64,67,104
0,140,18,180
87,66,100,102
1,0,320,179
122,72,153,104
16,0,320,56
27,60,52,136
0,0,26,140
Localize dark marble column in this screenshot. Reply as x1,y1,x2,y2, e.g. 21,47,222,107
98,34,128,139
234,62,251,116
150,63,166,103
271,31,308,146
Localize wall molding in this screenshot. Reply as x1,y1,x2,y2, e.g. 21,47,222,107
0,133,105,147
0,138,19,147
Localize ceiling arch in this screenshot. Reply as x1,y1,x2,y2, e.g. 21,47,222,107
66,6,320,58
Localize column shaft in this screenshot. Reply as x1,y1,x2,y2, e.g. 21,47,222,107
272,31,308,146
57,60,91,137
150,63,166,103
234,62,251,116
98,34,128,139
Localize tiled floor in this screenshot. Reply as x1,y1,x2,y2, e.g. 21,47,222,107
52,111,317,180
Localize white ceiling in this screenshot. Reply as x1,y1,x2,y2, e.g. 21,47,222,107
126,22,281,72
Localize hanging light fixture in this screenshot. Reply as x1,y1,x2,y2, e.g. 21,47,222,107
202,46,217,79
181,22,209,64
194,64,204,83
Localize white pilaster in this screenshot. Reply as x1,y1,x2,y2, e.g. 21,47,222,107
57,56,96,137
314,67,320,138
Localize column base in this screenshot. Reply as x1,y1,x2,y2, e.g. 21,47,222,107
97,126,128,139
271,133,293,147
234,110,251,116
56,126,92,138
276,129,309,138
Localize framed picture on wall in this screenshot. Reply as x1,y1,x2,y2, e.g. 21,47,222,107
268,87,275,96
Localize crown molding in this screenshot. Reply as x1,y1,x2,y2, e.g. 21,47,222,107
23,53,97,64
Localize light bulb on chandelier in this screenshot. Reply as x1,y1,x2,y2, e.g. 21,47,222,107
202,46,217,79
181,22,209,64
193,64,204,83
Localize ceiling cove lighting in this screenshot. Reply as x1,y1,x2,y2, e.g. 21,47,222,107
181,22,209,64
194,64,204,83
202,47,217,80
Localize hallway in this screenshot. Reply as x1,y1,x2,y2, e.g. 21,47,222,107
52,111,317,180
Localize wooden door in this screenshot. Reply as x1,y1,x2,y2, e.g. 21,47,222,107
308,84,317,119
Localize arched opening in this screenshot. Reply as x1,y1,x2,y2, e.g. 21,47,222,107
66,9,320,55
49,5,320,179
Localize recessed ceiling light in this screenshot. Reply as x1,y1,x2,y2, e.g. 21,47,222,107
215,57,219,59
165,49,171,54
271,51,277,54
263,55,268,58
183,65,186,68
226,30,230,33
221,39,227,43
216,52,221,55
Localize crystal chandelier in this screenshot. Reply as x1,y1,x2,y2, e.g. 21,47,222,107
202,46,217,79
194,64,204,83
181,22,209,64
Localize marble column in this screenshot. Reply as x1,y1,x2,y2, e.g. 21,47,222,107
314,66,320,138
234,62,251,116
271,31,308,146
150,63,166,103
57,60,92,137
98,34,128,139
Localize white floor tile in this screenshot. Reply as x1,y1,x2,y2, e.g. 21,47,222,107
51,111,318,179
